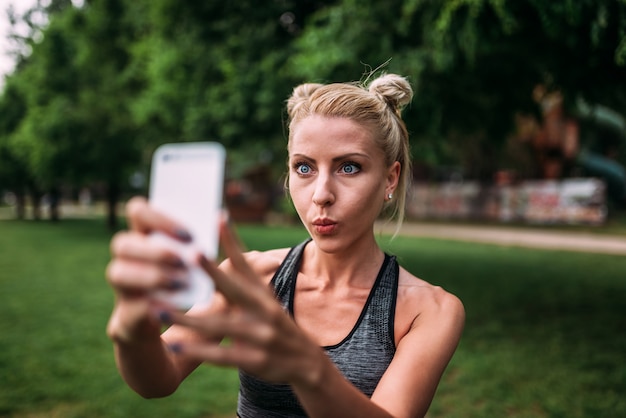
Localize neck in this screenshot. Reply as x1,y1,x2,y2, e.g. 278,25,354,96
302,233,385,289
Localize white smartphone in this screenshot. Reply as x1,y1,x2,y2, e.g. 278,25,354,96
148,142,226,310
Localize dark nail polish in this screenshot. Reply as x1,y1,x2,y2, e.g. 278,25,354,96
171,258,186,268
168,343,183,354
168,278,187,291
175,229,193,242
198,254,210,267
159,310,172,324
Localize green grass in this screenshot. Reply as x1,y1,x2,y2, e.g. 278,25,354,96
1,219,625,417
381,236,626,418
0,219,239,418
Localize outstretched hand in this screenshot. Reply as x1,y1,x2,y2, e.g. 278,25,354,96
159,220,325,386
107,197,324,387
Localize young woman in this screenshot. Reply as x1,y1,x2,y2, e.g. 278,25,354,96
106,73,465,418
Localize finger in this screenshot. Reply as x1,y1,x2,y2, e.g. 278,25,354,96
125,196,193,242
198,254,277,314
165,341,266,372
110,231,186,267
160,307,268,367
160,308,274,345
106,258,190,296
218,216,256,281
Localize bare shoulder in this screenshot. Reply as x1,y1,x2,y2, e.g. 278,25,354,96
399,267,464,311
396,267,465,339
219,247,292,285
374,269,464,416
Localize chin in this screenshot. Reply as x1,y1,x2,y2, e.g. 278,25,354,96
309,234,354,254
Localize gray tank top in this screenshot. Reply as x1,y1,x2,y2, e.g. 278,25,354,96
237,239,399,417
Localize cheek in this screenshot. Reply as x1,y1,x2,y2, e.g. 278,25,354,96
288,175,385,215
287,178,308,211
345,181,385,212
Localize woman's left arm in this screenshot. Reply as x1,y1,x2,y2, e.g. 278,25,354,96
371,288,465,417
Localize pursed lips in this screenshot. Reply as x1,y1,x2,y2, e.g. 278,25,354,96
312,218,338,234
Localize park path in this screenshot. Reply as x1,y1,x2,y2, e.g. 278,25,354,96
375,221,626,256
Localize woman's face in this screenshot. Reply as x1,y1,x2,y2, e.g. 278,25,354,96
288,115,399,251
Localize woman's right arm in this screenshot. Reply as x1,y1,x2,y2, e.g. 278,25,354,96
105,197,221,398
107,298,182,398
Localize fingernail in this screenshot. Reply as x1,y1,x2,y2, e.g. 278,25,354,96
174,228,193,242
222,209,231,225
168,278,187,291
168,343,183,354
170,257,186,268
198,254,210,267
158,310,172,324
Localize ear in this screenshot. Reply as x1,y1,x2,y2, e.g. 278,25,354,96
385,161,401,196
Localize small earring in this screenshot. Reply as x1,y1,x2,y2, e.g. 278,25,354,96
387,193,393,200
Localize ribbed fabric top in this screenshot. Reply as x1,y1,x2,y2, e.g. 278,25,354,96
237,239,399,418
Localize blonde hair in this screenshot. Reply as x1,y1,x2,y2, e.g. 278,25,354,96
286,74,413,232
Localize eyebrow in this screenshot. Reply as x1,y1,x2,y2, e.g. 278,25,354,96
290,152,372,163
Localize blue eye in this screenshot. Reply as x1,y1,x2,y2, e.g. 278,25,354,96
295,163,312,175
341,163,361,174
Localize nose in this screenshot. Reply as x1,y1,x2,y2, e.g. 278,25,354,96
312,173,335,207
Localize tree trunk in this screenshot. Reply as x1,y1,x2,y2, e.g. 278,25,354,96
31,189,42,220
106,181,120,231
49,186,60,222
15,190,25,220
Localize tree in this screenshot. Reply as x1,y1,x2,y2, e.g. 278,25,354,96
66,0,145,229
5,0,145,228
0,80,31,219
1,0,332,227
289,0,626,179
5,0,623,224
0,0,72,220
130,0,332,166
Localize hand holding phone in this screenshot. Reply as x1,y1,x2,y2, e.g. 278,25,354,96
148,142,226,310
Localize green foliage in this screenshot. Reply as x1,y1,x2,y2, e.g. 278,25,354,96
0,80,30,192
289,0,626,177
1,0,625,214
4,1,140,186
130,0,327,157
1,0,323,225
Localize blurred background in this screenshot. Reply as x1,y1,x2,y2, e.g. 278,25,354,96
1,1,625,417
1,0,625,228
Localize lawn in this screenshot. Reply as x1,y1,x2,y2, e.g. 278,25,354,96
1,219,624,417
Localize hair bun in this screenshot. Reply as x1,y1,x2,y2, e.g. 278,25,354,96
368,74,413,116
287,83,323,120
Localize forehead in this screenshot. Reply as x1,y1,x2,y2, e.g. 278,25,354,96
289,115,380,157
